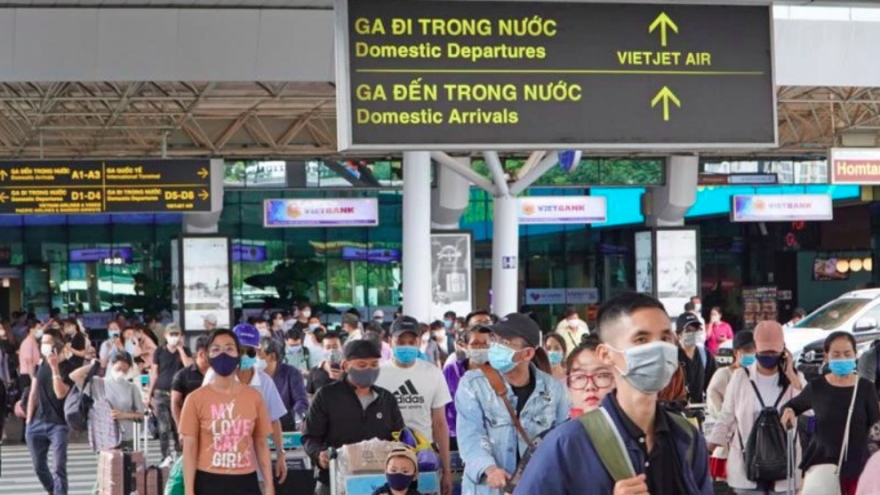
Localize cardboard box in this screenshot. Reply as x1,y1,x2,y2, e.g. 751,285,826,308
342,440,407,474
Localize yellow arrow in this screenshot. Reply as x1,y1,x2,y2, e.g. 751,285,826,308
0,170,8,181
0,192,9,203
197,167,209,179
651,86,681,121
199,190,210,201
648,12,678,48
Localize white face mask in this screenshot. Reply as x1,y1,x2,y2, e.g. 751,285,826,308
301,310,312,319
41,344,54,358
167,336,180,347
607,341,679,394
109,369,126,380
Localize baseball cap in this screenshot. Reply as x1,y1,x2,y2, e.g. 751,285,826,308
373,309,385,319
386,447,419,473
390,316,420,338
203,314,218,325
165,323,182,335
676,313,702,332
490,313,541,348
733,330,755,350
344,338,381,360
232,323,260,348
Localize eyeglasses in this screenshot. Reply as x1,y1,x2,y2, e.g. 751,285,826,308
567,372,614,390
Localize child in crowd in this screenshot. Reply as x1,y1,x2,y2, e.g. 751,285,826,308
371,448,424,495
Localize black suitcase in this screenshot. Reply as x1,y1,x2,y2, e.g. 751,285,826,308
274,453,316,495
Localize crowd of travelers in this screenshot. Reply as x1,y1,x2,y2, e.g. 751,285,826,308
2,294,880,495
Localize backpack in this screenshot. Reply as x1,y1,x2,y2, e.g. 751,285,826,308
737,368,790,484
64,361,100,431
579,407,696,482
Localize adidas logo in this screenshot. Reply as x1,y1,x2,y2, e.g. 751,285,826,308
393,379,426,405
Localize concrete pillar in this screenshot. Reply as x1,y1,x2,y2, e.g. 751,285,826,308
431,156,471,230
644,155,699,227
491,195,519,316
402,151,432,322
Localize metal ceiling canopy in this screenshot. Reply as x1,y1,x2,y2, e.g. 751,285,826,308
0,81,337,158
0,81,876,158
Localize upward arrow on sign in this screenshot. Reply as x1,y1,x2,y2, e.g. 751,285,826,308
651,86,681,121
648,12,678,47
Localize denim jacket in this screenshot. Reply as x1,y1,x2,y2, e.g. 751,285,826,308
455,365,569,495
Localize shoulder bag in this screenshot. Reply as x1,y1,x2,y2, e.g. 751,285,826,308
478,364,534,447
801,378,860,495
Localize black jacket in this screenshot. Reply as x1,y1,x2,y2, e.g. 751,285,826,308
302,374,405,484
370,484,422,495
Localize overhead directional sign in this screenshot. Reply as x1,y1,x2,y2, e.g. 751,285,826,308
0,160,213,215
335,0,776,151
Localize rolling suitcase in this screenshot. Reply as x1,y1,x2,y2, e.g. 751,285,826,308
143,464,169,495
96,449,146,495
97,412,151,495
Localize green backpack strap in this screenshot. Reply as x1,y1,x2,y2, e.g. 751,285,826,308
579,408,636,482
667,412,696,466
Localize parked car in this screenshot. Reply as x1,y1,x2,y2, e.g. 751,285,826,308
717,289,880,369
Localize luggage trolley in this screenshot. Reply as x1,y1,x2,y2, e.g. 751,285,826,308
328,448,441,495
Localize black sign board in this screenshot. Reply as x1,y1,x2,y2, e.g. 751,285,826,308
0,160,213,215
336,0,776,151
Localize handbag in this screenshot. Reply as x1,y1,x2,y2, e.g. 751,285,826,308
801,379,860,495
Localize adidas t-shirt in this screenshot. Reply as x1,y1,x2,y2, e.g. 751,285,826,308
376,359,452,443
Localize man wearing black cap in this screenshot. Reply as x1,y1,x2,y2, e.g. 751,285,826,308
455,313,569,495
376,316,453,495
302,338,405,495
676,312,718,405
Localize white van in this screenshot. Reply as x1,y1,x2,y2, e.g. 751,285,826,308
717,289,880,372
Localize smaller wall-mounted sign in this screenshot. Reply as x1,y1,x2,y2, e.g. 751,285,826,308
264,198,379,228
518,196,607,225
731,194,833,222
525,288,599,306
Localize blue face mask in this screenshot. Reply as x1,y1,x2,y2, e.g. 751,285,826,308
240,355,257,370
393,346,420,365
829,359,856,377
488,343,520,374
443,320,453,329
308,324,320,332
740,353,756,367
109,331,120,340
548,350,564,366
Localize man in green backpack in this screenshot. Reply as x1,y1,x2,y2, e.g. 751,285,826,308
512,293,713,495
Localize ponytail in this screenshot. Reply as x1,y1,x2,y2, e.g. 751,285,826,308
532,347,552,375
